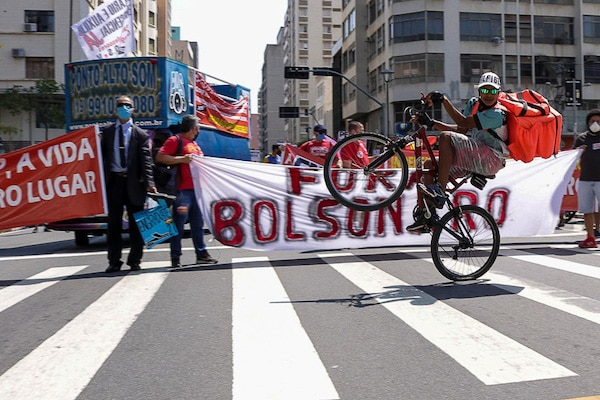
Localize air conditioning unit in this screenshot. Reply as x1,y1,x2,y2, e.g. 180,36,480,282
12,48,26,58
23,23,37,32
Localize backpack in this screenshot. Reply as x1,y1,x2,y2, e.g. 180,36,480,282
473,90,563,163
153,134,183,197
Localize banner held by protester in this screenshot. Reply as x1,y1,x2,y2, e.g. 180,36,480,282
190,150,580,252
0,126,106,231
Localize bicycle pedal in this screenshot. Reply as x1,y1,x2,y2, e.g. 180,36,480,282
470,174,488,190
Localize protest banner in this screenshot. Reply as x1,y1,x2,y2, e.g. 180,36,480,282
71,0,136,60
0,126,106,231
190,150,580,252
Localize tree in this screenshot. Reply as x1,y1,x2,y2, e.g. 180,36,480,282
0,78,65,143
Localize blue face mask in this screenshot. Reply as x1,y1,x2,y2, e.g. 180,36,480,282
117,105,132,120
317,133,326,141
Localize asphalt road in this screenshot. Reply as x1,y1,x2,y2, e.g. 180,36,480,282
0,222,599,400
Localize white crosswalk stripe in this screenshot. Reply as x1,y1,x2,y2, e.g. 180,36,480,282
0,266,88,313
0,262,169,400
231,256,339,400
1,249,599,396
319,252,578,385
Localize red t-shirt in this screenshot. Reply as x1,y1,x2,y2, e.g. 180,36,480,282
159,135,203,190
300,139,334,159
340,140,369,167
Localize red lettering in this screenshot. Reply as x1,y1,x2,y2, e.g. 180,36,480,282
287,168,317,195
212,200,245,246
315,199,340,239
377,198,402,235
330,170,355,193
347,200,369,237
286,200,306,240
82,32,104,51
253,201,277,242
487,189,509,226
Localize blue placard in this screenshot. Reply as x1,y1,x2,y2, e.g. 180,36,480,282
133,199,178,249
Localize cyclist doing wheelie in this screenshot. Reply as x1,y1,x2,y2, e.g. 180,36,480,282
407,72,510,232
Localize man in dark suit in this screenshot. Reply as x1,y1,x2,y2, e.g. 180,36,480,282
101,95,156,272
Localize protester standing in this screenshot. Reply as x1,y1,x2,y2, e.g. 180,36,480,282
101,96,156,272
300,124,336,160
573,109,600,248
156,115,218,267
263,144,282,164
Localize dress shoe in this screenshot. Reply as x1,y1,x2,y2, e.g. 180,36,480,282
128,263,142,271
170,258,182,269
105,263,122,273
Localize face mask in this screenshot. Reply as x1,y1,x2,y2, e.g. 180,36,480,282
117,105,132,120
317,133,326,141
589,121,600,133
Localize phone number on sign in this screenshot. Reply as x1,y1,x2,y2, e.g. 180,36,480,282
71,95,158,120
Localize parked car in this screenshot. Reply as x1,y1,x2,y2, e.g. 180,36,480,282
47,213,128,246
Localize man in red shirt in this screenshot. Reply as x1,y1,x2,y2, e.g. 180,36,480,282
339,120,368,168
156,115,217,268
300,124,335,159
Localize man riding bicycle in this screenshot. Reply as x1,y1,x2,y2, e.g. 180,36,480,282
407,72,509,232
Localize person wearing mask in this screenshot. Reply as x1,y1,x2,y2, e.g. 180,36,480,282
408,72,508,232
263,144,283,164
102,96,156,272
573,109,600,248
300,124,336,160
156,115,218,267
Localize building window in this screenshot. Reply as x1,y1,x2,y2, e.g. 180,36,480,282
460,13,501,42
534,56,574,84
343,9,356,38
342,46,356,71
391,11,443,43
504,14,532,44
504,55,533,86
393,53,444,84
460,55,502,84
367,0,384,25
584,56,600,83
583,15,600,44
24,10,54,32
149,11,156,27
26,57,54,79
149,38,156,53
533,16,573,44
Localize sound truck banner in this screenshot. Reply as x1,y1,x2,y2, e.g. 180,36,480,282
0,126,107,231
190,149,580,252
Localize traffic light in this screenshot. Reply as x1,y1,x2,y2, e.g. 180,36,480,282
312,67,339,76
279,106,300,118
284,66,310,79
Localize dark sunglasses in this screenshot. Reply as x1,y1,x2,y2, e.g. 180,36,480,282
479,88,500,95
117,103,133,108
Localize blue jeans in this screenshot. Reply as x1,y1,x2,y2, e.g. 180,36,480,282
170,189,207,259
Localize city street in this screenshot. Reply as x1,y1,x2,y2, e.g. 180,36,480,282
0,221,599,400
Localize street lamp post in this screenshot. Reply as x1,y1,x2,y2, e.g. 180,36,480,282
381,69,394,136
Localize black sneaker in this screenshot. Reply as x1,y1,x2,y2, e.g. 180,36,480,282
196,251,218,265
418,183,446,209
170,258,182,268
406,219,430,233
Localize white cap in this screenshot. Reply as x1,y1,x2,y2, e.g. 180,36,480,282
476,72,501,89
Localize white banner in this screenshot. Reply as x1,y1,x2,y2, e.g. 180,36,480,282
190,150,580,251
71,0,136,60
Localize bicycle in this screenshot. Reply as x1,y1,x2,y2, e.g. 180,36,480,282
323,106,500,281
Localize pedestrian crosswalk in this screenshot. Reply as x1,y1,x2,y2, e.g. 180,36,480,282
0,246,599,399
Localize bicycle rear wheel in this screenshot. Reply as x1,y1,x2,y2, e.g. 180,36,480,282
430,205,500,281
323,133,409,211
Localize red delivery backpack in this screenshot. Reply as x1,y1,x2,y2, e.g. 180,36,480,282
473,90,563,162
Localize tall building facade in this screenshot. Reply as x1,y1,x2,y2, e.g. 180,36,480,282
264,0,600,148
341,0,600,141
280,0,343,145
0,0,174,150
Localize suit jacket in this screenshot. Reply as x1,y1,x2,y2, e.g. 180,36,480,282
101,122,155,206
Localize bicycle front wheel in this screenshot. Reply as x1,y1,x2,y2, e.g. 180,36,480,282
323,133,409,211
430,205,500,281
